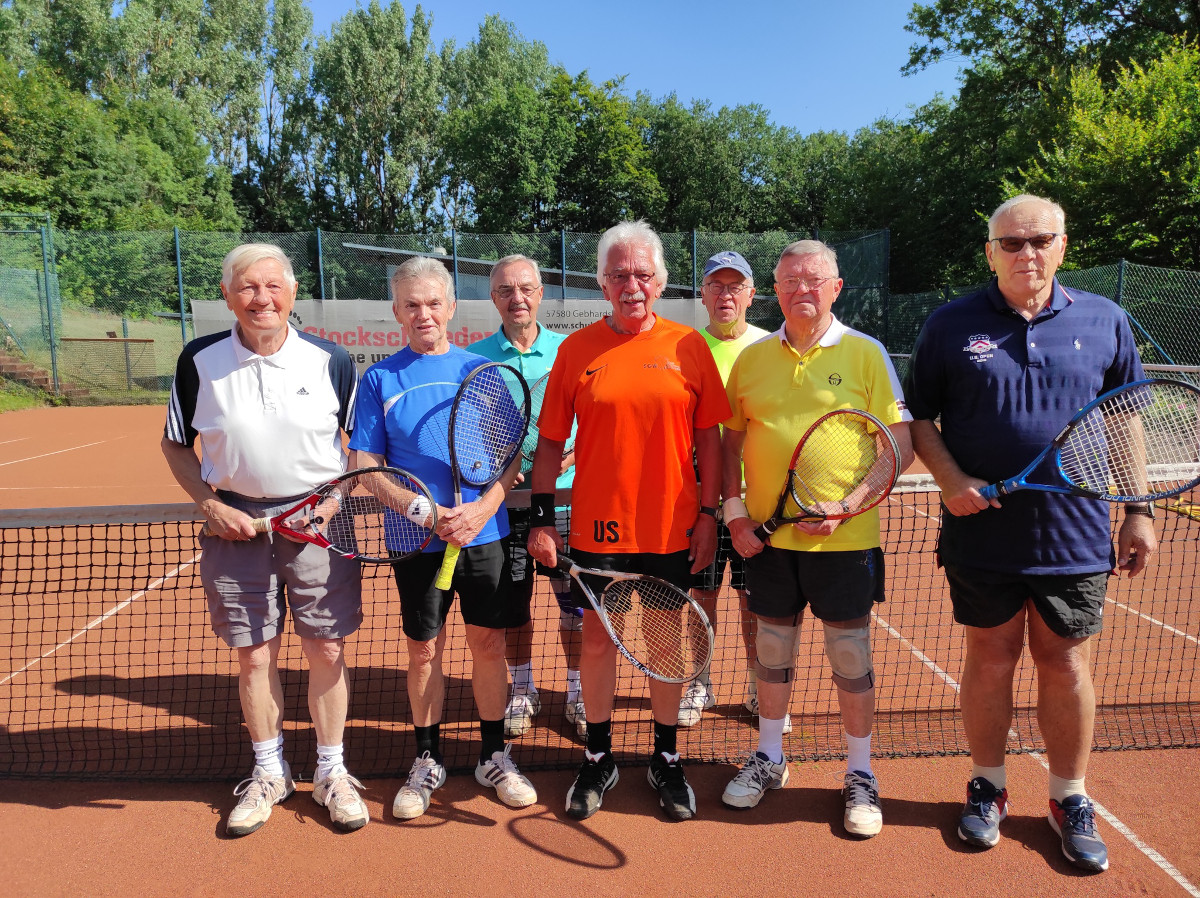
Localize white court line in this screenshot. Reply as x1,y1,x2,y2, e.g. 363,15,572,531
872,608,1199,894
0,437,29,446
0,553,201,686
0,440,108,467
1106,597,1199,645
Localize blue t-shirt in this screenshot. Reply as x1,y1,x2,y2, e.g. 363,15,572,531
349,345,508,551
470,324,575,490
904,278,1144,575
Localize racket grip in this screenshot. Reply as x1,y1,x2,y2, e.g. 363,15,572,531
434,545,460,590
977,483,1001,501
752,524,769,543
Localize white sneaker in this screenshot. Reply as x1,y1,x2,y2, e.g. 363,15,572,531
393,751,446,820
843,770,883,837
722,752,790,809
312,766,369,831
504,689,541,738
744,693,792,733
475,743,537,808
565,697,587,740
677,679,715,727
227,761,294,836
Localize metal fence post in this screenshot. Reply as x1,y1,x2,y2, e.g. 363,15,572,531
316,228,326,300
691,230,698,296
882,228,892,348
1115,258,1126,306
174,227,187,345
39,224,59,392
561,229,568,299
451,230,459,296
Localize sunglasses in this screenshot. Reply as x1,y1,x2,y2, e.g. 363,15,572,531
990,233,1061,253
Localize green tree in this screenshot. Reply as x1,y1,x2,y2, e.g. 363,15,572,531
1019,39,1200,268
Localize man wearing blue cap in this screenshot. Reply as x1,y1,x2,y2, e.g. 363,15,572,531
678,251,773,728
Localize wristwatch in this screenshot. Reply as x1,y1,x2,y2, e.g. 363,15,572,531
1124,503,1155,519
698,506,719,519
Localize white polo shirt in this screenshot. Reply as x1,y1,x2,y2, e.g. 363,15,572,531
165,325,358,499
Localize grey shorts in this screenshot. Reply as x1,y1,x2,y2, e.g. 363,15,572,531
745,546,884,622
200,493,363,648
942,560,1108,639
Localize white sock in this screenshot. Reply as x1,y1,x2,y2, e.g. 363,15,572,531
757,716,787,764
972,764,1007,791
315,743,345,782
509,661,535,693
252,735,284,777
566,669,581,703
846,733,872,776
1048,773,1086,804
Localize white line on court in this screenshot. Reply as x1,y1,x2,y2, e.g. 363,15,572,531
872,607,1199,894
0,554,201,686
0,440,109,467
1106,597,1199,645
0,438,29,446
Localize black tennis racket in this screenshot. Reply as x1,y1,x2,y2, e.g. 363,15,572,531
434,362,530,589
754,408,901,543
520,372,575,475
554,551,714,684
978,377,1200,502
202,466,437,562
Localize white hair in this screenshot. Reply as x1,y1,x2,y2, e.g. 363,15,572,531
490,255,542,291
988,194,1067,238
221,244,296,290
773,239,839,281
390,255,455,303
595,220,667,287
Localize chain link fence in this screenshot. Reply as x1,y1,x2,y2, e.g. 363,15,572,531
3,223,1199,403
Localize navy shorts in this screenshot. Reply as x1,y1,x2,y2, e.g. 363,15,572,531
942,560,1108,639
745,546,884,622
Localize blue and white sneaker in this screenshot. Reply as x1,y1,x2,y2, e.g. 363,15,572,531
958,777,1008,848
1049,795,1109,872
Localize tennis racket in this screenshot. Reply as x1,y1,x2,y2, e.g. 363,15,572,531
202,466,437,562
754,408,901,543
434,361,531,589
554,551,714,684
520,372,575,475
978,377,1200,502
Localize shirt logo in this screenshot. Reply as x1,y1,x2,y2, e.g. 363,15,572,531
297,387,309,395
585,365,607,376
642,356,682,373
1074,338,1081,350
828,373,842,386
963,334,996,364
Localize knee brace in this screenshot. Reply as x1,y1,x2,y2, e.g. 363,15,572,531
755,618,802,684
822,622,874,693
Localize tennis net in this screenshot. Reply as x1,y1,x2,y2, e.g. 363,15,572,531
2,476,1197,781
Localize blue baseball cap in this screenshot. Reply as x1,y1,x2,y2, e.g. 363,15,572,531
703,250,753,280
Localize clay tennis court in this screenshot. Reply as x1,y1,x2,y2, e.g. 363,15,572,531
2,406,1198,896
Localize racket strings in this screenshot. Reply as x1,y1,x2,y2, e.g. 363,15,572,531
601,579,711,681
318,471,434,561
1059,382,1200,499
520,374,549,473
791,416,898,516
453,368,528,486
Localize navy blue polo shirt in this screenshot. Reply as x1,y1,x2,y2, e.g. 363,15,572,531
904,278,1143,575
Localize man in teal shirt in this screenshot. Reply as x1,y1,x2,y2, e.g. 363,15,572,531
471,255,583,740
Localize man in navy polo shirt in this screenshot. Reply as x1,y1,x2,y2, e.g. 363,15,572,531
905,195,1156,873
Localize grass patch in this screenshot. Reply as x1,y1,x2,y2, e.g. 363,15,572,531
0,376,51,412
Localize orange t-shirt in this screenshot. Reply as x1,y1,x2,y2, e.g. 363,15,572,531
540,315,730,553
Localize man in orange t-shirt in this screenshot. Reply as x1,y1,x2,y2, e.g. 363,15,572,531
528,221,729,822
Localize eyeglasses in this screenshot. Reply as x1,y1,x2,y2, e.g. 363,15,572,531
493,284,539,300
776,276,832,294
702,282,750,298
990,233,1061,253
604,270,657,286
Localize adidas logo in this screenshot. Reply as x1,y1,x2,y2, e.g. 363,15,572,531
297,387,309,395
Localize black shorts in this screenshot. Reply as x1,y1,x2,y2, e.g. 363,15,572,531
942,560,1108,639
745,546,884,622
506,506,572,601
390,541,526,641
690,519,746,592
567,549,691,613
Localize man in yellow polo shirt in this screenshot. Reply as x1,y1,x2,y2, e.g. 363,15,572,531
719,240,912,838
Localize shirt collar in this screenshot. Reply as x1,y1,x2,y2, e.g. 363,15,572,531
232,324,296,366
495,323,544,355
985,276,1072,317
772,313,846,351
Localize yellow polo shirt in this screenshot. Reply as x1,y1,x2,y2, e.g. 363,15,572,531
725,317,911,552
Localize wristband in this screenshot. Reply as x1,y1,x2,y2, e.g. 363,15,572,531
1124,503,1155,519
530,492,556,526
698,506,718,519
722,497,749,522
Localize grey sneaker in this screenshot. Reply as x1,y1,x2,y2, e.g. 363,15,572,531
312,766,369,831
721,752,790,809
564,698,587,740
677,679,715,727
503,689,541,738
843,770,883,837
392,751,446,820
227,761,294,837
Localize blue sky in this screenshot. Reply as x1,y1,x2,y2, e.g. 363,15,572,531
305,0,965,135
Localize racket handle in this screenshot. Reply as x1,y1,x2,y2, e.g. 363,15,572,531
434,545,460,590
977,483,1002,501
200,516,270,539
752,523,770,543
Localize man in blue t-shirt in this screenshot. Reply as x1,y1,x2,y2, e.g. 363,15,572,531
470,255,584,741
349,256,537,820
905,194,1157,873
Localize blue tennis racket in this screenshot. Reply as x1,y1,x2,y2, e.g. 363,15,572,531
978,378,1200,503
